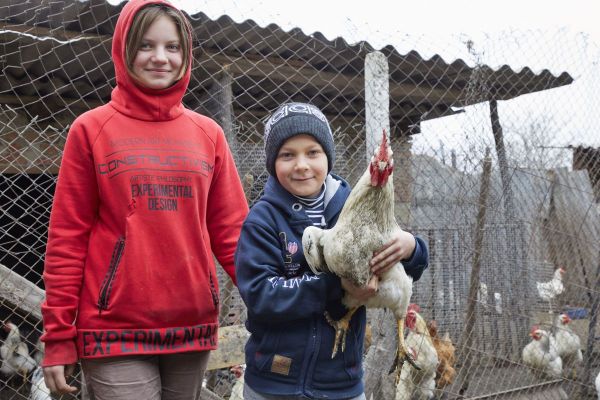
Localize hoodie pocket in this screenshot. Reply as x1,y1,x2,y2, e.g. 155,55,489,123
97,237,126,314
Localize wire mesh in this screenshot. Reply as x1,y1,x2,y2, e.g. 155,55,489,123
1,0,600,399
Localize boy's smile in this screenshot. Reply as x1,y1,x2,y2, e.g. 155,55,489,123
275,134,328,198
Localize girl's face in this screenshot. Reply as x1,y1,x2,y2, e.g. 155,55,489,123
275,134,328,198
132,15,183,89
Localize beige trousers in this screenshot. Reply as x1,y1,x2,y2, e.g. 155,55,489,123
81,351,210,400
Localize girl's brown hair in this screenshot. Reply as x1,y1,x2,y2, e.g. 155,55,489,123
125,4,192,82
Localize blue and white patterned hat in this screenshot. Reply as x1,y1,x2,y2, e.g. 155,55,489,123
263,102,335,177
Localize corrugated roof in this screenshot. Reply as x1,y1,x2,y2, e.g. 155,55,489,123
0,0,574,131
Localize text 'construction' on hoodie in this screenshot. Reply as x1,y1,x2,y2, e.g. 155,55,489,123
41,0,248,367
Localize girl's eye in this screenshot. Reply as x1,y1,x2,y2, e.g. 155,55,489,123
167,44,180,51
278,152,293,159
139,42,152,50
308,150,321,156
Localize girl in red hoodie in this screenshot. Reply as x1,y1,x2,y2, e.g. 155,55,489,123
41,1,248,398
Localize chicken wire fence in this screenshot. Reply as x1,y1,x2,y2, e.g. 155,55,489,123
1,0,600,399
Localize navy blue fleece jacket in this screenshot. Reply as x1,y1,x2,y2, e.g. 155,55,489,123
234,174,428,399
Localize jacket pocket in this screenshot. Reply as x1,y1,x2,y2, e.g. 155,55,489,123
97,237,126,314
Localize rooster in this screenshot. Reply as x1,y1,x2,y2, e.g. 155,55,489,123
536,267,565,313
0,321,36,383
552,313,582,378
522,325,562,379
302,130,418,377
395,304,438,400
229,364,245,400
427,319,456,389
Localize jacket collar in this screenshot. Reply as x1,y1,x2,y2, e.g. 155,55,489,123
261,174,350,225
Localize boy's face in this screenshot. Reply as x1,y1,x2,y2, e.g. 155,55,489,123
275,134,328,198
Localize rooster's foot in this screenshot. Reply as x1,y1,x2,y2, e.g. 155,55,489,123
395,317,421,383
324,311,351,358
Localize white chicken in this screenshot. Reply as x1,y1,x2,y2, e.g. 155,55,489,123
29,365,52,400
28,337,51,400
522,325,562,379
494,292,503,314
0,321,36,382
536,267,565,313
477,282,488,311
595,369,600,400
229,364,245,400
302,130,417,375
552,313,582,377
395,304,438,400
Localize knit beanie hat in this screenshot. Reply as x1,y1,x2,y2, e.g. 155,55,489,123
263,102,335,177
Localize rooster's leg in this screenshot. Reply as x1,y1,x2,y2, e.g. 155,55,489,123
324,307,359,358
393,317,421,385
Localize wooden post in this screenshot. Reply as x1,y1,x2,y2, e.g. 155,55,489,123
489,99,514,220
457,148,492,395
362,51,397,400
206,64,239,392
364,51,390,160
0,263,44,320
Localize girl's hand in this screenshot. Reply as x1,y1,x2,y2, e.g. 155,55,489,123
341,275,379,302
43,364,78,395
370,230,416,276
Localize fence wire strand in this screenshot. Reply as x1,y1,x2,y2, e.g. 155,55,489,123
1,0,600,399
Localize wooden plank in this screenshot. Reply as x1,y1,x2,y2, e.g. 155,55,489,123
0,263,44,320
206,324,249,371
0,262,246,372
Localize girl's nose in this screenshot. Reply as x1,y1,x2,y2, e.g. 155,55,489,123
152,47,168,63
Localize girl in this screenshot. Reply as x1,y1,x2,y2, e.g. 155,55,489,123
41,1,248,399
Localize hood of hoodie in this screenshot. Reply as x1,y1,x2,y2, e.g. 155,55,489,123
109,0,192,121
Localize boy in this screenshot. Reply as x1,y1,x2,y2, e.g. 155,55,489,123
235,102,428,399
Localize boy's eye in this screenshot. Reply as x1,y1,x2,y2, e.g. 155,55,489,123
278,152,293,159
308,150,321,156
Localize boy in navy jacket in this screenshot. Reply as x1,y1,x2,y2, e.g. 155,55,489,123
235,102,428,399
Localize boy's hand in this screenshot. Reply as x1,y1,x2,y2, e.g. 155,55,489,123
370,230,416,276
341,275,378,301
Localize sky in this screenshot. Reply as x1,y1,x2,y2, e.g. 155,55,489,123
107,0,600,165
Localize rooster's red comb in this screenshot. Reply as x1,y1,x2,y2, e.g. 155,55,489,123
377,129,388,158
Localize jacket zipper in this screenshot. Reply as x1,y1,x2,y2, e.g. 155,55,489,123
209,270,219,309
98,236,126,315
300,315,319,395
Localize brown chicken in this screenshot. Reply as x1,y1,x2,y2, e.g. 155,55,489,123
427,320,456,389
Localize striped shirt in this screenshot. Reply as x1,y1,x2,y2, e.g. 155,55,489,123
294,183,326,227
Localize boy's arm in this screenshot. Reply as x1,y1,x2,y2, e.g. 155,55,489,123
400,236,429,282
371,230,429,282
235,221,342,323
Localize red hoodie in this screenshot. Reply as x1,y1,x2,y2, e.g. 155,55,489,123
41,0,248,366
